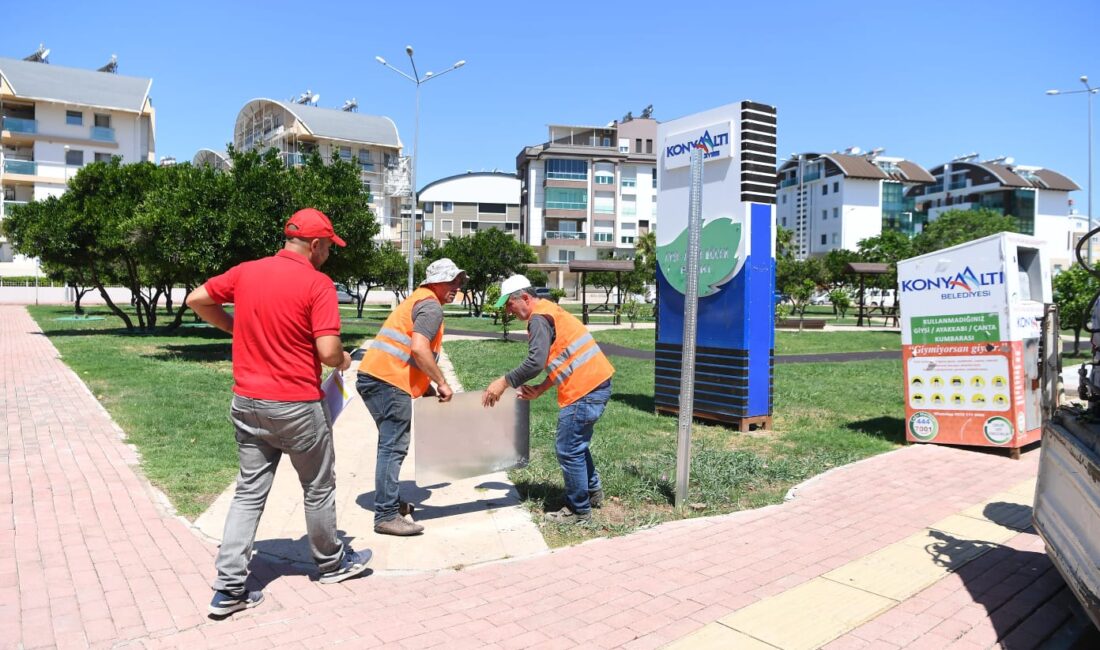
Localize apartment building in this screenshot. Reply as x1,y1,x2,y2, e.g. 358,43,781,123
776,148,934,259
516,111,658,269
232,98,408,244
192,148,231,171
418,171,520,241
0,53,155,272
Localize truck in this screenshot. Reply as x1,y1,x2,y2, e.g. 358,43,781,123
1035,279,1100,629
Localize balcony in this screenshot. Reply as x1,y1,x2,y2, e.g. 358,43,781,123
948,180,968,191
544,231,586,245
2,117,37,134
780,177,799,188
3,159,37,175
90,126,116,142
545,200,587,211
285,152,306,167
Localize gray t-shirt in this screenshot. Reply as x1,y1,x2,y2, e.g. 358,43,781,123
411,298,443,340
506,314,556,388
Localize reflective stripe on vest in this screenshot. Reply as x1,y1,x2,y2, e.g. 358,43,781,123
529,300,614,407
358,287,444,397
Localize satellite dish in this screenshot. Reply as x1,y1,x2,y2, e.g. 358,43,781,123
311,93,321,105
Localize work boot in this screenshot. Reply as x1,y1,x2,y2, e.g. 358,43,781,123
543,507,591,524
399,500,415,518
374,516,424,536
589,489,605,509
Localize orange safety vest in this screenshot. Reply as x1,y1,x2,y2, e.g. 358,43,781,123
531,300,615,407
358,287,444,397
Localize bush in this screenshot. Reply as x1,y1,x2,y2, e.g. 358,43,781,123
549,288,566,303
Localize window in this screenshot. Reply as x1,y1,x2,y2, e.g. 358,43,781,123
820,234,827,245
545,188,587,210
833,207,839,219
65,149,84,166
338,146,352,162
822,210,827,221
462,221,479,232
94,153,112,163
822,185,828,195
621,235,635,245
832,233,839,245
782,194,787,204
93,114,111,128
358,150,374,171
621,177,636,188
593,196,615,213
442,202,454,213
621,222,636,231
639,220,649,228
634,138,642,153
602,137,611,147
645,139,653,154
833,181,839,193
479,203,506,214
652,167,657,189
594,232,613,242
362,181,371,196
424,221,433,232
558,250,576,263
424,202,434,213
782,217,787,227
66,111,83,126
594,174,614,185
546,159,588,180
505,223,519,232
441,219,453,232
619,141,629,153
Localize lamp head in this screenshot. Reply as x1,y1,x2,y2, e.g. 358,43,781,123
1045,89,1060,95
375,56,386,65
425,71,433,78
455,60,466,68
405,45,414,56
1081,75,1089,84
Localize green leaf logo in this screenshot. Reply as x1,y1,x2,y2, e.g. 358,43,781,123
657,217,742,297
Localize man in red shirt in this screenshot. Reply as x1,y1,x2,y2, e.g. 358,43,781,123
186,208,372,617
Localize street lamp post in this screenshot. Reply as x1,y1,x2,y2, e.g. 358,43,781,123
375,46,465,292
1047,75,1097,265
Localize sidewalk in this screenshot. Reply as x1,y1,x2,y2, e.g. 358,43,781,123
1,304,1091,648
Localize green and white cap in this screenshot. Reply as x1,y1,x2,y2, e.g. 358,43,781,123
494,274,532,308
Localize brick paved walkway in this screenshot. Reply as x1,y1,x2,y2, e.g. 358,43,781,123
1,305,1088,648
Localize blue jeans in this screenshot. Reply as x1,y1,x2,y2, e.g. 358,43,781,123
356,374,413,524
556,380,611,515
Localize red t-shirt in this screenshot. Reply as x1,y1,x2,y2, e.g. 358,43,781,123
204,249,341,401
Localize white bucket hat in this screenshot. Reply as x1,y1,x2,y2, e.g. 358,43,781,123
420,258,467,286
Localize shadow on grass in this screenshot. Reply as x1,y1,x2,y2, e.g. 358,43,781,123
512,478,567,512
611,392,655,413
146,343,233,363
844,416,906,444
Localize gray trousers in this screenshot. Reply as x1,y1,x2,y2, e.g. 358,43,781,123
213,395,344,593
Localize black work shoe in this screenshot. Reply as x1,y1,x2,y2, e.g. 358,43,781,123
589,489,605,508
374,516,424,536
399,500,415,518
543,506,592,524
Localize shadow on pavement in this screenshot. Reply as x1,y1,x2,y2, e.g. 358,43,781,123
920,502,1096,647
354,479,519,522
843,416,905,443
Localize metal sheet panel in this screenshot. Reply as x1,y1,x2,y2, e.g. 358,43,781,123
414,390,529,485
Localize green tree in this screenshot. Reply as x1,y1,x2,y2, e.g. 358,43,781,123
856,230,914,309
1053,265,1100,354
828,288,852,319
2,195,94,315
635,230,658,300
912,208,1017,256
440,229,536,316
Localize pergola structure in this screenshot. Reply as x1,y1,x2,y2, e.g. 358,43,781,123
567,259,635,325
845,262,891,327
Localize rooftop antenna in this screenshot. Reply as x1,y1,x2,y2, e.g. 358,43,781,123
341,98,358,112
97,54,118,73
24,43,50,63
982,155,1012,165
640,104,654,119
622,111,633,122
952,152,979,162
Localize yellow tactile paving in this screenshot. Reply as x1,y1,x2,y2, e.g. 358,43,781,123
665,478,1041,649
716,578,895,650
665,625,778,649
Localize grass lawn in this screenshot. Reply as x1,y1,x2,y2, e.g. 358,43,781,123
445,339,903,546
27,306,379,518
28,304,904,546
594,328,900,355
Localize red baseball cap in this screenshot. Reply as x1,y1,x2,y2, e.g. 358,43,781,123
284,208,346,247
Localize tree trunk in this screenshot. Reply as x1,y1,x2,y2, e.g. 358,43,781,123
89,262,134,330
1074,328,1082,355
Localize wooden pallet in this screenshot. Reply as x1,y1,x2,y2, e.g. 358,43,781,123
655,406,772,432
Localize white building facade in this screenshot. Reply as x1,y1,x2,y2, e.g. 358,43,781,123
418,171,520,241
906,156,1080,272
516,114,658,269
776,150,934,259
232,99,408,245
0,55,155,273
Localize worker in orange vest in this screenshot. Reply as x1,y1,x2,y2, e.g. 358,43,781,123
357,258,465,536
483,274,614,523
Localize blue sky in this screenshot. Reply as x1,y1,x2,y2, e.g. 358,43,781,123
6,0,1099,212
